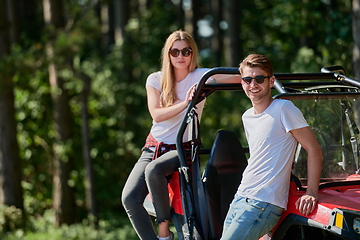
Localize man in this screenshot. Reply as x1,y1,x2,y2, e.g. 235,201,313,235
221,54,322,240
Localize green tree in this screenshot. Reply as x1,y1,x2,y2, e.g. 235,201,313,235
353,0,360,79
0,0,24,217
43,0,77,225
0,0,357,237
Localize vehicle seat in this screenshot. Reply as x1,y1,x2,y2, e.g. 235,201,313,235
203,130,248,239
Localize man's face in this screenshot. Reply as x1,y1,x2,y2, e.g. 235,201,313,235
241,66,274,103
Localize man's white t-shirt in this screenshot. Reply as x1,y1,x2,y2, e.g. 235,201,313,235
237,99,308,209
146,68,209,144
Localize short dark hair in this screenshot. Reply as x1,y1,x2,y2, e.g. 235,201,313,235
239,54,273,76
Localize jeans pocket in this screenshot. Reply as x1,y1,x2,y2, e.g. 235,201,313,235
245,198,267,210
269,211,282,221
269,207,283,220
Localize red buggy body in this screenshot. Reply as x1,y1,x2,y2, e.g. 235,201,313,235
144,66,360,240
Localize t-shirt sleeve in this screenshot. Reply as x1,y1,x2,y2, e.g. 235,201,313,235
281,100,309,132
192,68,210,84
145,72,162,91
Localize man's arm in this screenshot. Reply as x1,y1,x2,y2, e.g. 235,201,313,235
207,74,242,84
290,126,322,216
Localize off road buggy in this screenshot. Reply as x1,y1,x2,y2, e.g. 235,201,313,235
144,65,360,240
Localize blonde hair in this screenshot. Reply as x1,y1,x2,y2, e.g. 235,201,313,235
160,30,199,107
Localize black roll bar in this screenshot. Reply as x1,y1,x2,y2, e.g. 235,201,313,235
321,66,360,88
176,68,239,171
176,67,360,171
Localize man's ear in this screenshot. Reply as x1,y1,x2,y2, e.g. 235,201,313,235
269,76,275,88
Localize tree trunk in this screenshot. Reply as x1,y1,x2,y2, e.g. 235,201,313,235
184,0,195,37
0,0,24,212
191,0,201,44
211,0,223,66
70,65,98,221
175,0,185,27
114,0,129,43
50,75,76,225
353,0,360,79
100,3,111,51
223,0,242,67
113,0,133,82
43,0,76,225
0,83,23,211
81,76,97,221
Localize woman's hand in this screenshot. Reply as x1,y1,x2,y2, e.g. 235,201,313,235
146,83,198,123
185,83,198,103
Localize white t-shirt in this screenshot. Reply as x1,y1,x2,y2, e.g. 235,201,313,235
237,99,308,209
146,68,209,144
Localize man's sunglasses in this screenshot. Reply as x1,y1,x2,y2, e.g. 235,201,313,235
241,76,271,85
169,47,192,57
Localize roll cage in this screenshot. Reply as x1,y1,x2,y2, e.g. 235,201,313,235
176,65,360,183
173,65,360,240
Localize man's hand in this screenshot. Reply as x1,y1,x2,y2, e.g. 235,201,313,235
291,127,322,216
295,194,318,216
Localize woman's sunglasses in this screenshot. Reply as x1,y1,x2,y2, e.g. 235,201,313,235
169,47,192,57
241,76,271,85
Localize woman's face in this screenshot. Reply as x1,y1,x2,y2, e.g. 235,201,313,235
169,40,192,71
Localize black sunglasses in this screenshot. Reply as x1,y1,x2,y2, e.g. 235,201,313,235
241,76,271,85
169,47,192,57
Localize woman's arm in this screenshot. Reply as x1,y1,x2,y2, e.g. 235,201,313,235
146,83,197,123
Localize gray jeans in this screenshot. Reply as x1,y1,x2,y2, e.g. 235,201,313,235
121,150,180,240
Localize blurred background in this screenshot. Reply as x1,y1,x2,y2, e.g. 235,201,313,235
0,0,359,239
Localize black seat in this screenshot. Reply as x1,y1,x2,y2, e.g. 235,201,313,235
203,130,248,240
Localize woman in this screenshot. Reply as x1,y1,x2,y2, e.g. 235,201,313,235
121,30,240,240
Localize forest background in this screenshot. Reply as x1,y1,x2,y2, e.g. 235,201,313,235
0,0,359,239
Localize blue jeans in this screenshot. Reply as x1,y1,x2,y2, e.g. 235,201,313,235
221,195,283,240
121,150,180,240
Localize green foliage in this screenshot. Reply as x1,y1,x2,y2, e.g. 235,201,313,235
241,0,353,74
292,97,359,178
0,205,24,234
1,209,139,240
200,91,251,148
1,0,356,237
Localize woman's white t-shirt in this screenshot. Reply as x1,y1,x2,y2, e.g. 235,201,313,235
145,68,209,144
237,99,309,209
